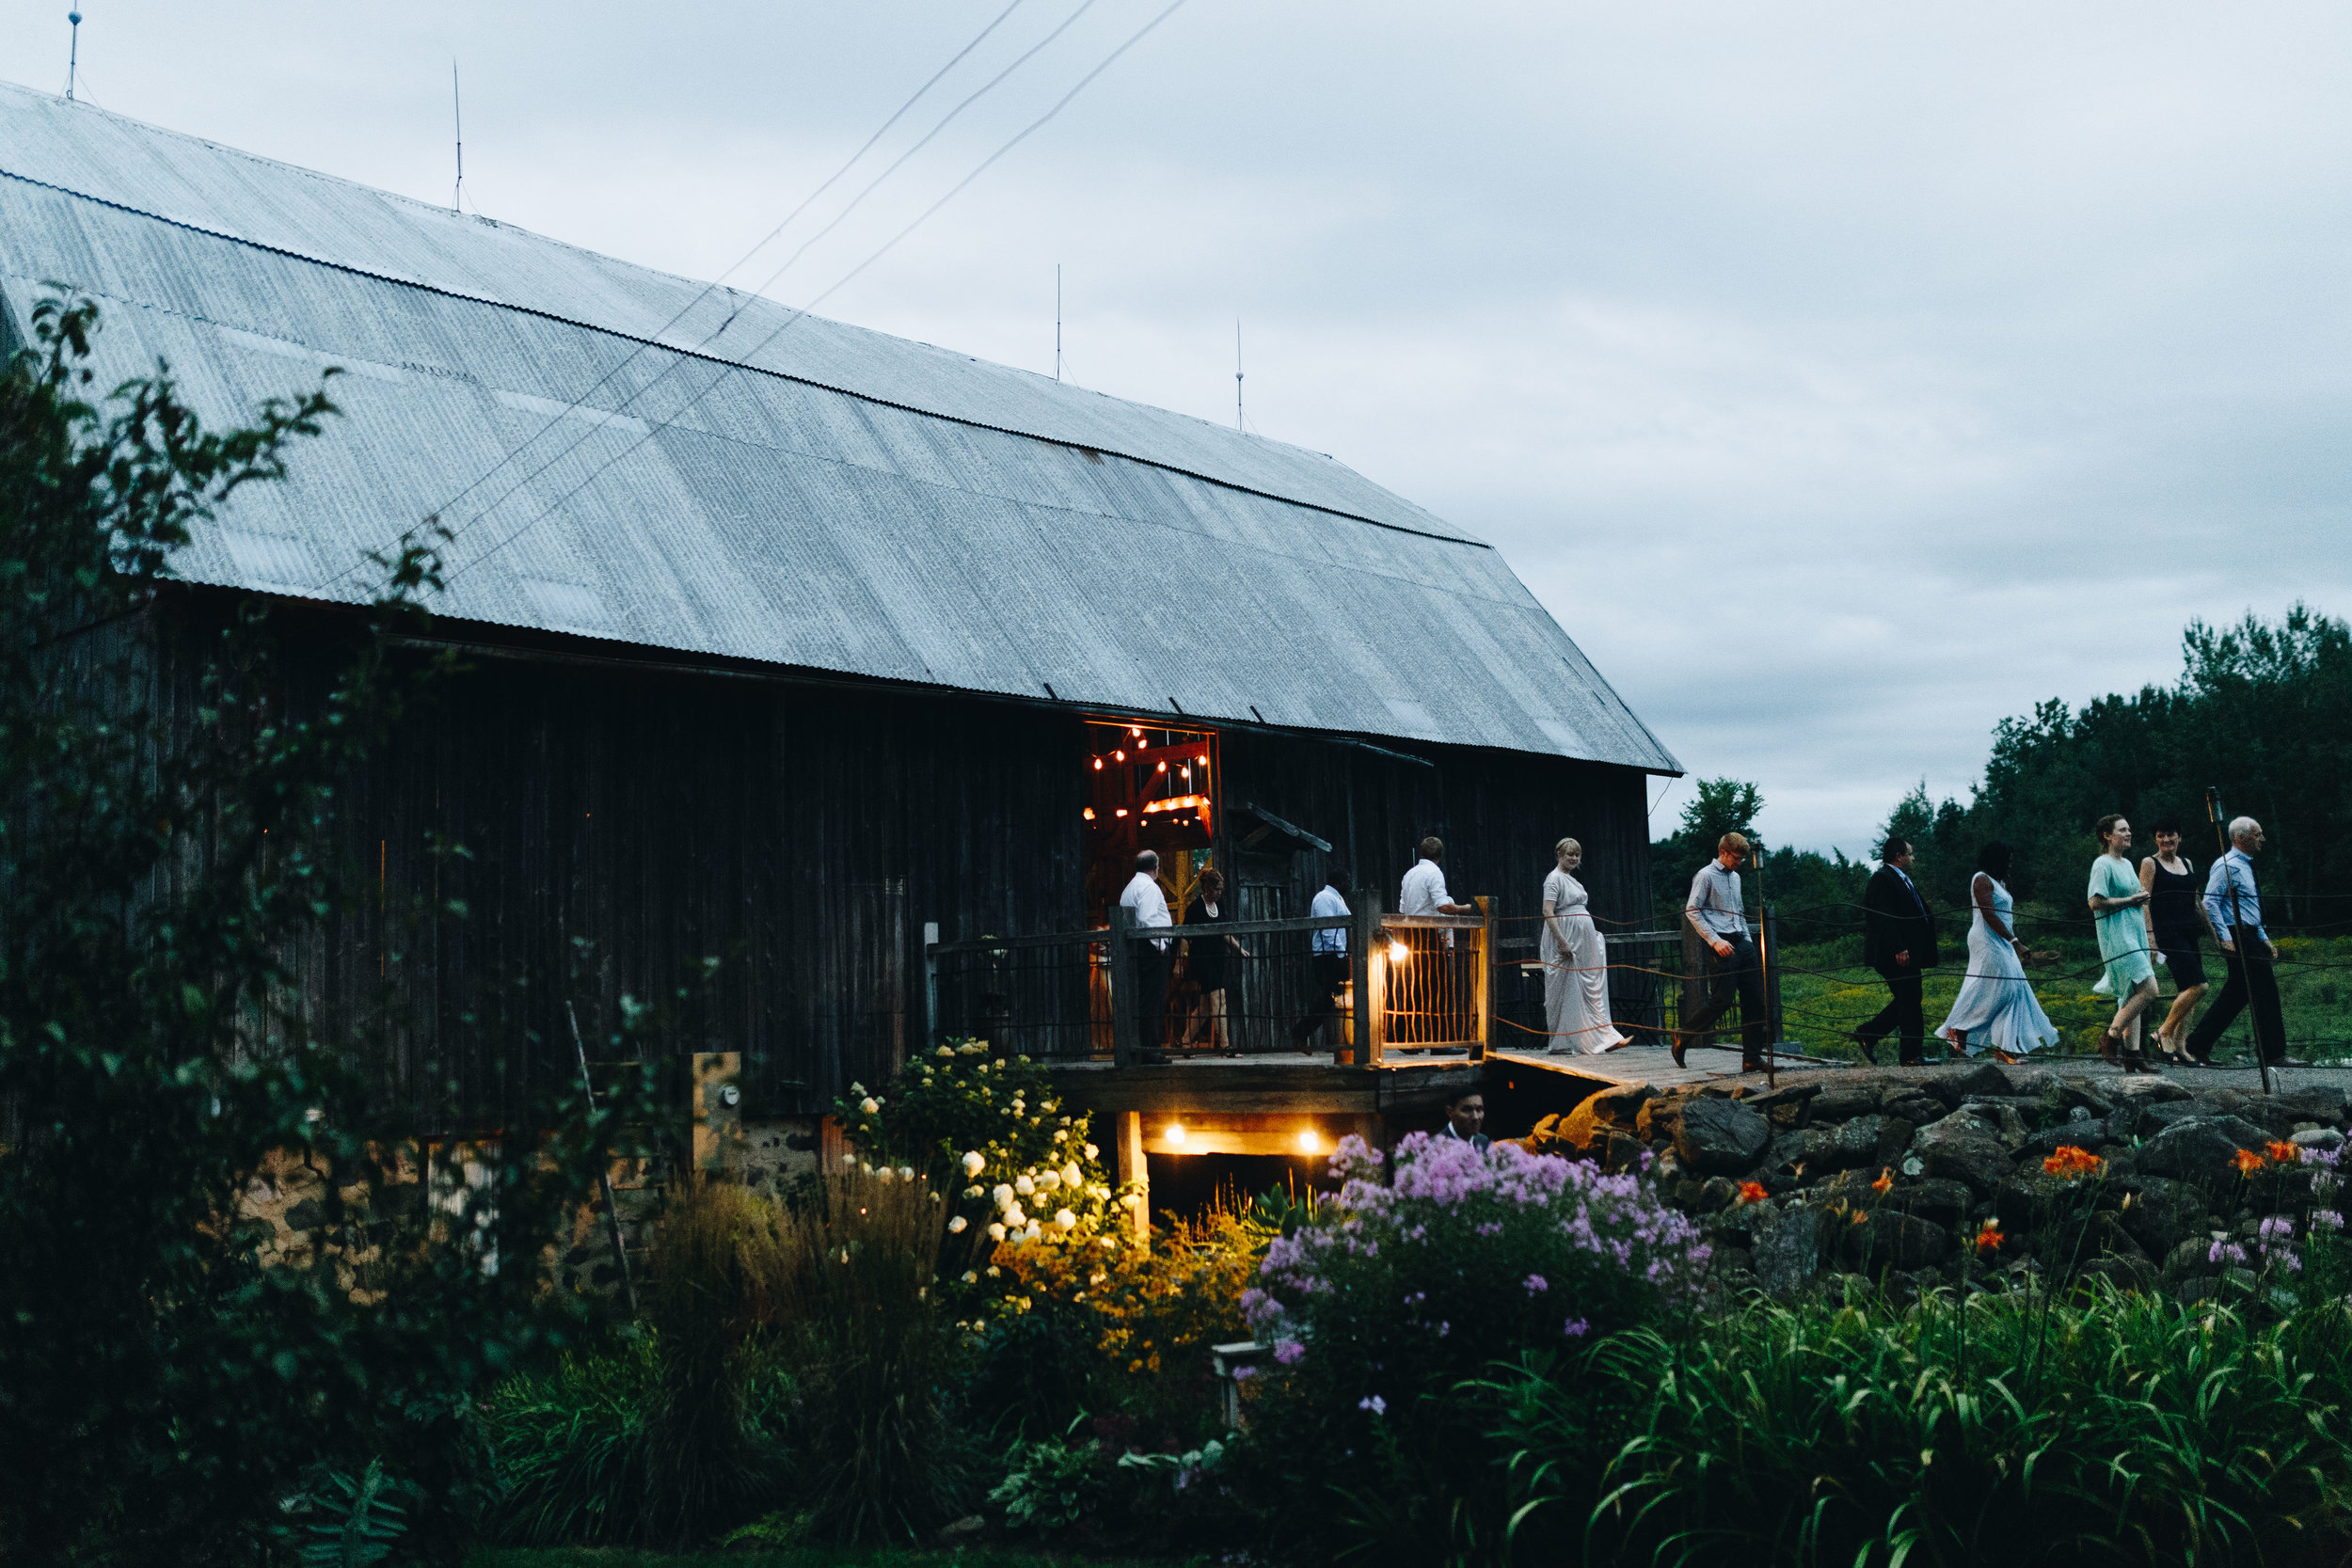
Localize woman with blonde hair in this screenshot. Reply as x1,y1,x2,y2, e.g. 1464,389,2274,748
1542,837,1629,1053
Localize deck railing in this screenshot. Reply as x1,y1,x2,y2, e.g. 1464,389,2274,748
925,903,1787,1068
923,896,1496,1067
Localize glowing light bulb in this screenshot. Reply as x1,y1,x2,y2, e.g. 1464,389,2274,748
1163,1123,1187,1147
1130,726,1141,737
1295,1128,1322,1154
1389,939,1410,964
1114,750,1125,761
1114,808,1128,817
1093,758,1104,771
1157,760,1168,772
1082,807,1096,821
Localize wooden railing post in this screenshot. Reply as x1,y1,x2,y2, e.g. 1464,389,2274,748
1353,892,1383,1069
1471,895,1493,1062
1108,905,1139,1067
922,921,940,1049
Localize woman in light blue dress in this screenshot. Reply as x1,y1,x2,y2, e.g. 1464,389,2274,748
1937,842,2061,1061
2089,813,2159,1071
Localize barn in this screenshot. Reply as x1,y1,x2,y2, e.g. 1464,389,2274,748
0,83,1680,1195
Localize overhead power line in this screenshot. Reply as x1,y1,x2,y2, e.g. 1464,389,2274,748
436,0,1195,589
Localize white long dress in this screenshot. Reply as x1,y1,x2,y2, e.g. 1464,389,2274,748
1936,875,2060,1055
1542,868,1629,1053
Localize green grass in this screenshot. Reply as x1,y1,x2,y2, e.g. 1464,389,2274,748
1774,927,2352,1064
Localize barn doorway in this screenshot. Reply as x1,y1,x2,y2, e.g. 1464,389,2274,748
1082,720,1217,1053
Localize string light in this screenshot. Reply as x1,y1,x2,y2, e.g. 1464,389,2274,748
1082,807,1095,821
1388,938,1410,964
1114,750,1125,761
1092,757,1104,771
1163,1123,1187,1147
1295,1128,1322,1154
1156,760,1168,772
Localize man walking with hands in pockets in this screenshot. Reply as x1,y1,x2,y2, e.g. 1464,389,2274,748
2185,817,2297,1068
1675,832,1768,1072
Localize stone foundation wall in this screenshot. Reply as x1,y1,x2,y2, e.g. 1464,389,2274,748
1531,1064,2351,1303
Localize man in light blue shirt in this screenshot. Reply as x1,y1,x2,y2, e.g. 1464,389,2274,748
2186,817,2292,1066
1292,861,1354,1053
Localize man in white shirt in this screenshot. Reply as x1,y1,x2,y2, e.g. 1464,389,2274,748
1119,849,1174,1053
1396,838,1475,1042
1675,832,1768,1071
1291,860,1353,1053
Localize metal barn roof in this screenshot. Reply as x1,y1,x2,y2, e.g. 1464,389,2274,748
0,83,1679,773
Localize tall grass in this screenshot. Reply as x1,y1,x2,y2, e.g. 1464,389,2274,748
1485,1289,2352,1567
774,1164,973,1545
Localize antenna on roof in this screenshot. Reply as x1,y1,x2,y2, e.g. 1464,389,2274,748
1234,319,1245,433
451,58,465,212
65,9,82,102
1055,263,1063,383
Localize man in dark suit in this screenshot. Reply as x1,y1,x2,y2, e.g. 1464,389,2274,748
1856,835,1939,1065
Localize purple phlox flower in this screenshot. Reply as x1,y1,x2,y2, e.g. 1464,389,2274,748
1437,1321,1451,1338
1563,1318,1590,1338
1522,1274,1549,1294
1358,1395,1387,1416
2312,1210,2344,1231
1231,1365,1257,1382
2260,1214,2296,1243
1273,1338,1306,1366
2300,1145,2343,1168
2211,1240,2249,1267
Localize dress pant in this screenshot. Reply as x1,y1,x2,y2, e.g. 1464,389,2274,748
1859,965,1926,1063
2185,926,2285,1063
1682,934,1769,1065
1291,953,1351,1051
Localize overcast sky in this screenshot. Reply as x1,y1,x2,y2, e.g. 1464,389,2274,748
8,1,2347,855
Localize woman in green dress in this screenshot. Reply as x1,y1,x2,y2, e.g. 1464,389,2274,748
2089,814,2159,1071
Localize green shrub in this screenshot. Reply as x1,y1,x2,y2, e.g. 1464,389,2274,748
1487,1289,2352,1567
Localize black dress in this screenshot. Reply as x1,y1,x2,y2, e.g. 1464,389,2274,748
2148,858,2207,988
1183,897,1231,993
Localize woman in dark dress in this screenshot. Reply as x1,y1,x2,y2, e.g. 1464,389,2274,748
1178,867,1251,1051
2139,822,2212,1064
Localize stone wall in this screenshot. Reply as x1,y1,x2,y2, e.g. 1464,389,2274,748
1529,1064,2350,1303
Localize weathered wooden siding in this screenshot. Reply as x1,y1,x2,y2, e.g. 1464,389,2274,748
151,594,1656,1132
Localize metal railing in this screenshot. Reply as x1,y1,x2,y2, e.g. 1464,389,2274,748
1491,912,1787,1056
922,895,1497,1068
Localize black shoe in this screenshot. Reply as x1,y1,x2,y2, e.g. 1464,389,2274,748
2272,1057,2312,1070
1849,1030,1880,1066
1741,1059,1768,1074
1898,1054,1926,1068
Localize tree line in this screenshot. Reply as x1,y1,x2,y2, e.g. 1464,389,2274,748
1653,605,2352,944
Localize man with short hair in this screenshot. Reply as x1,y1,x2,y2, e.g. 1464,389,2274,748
1397,837,1476,1043
1856,835,1939,1066
2185,817,2296,1067
1442,1089,1490,1153
1290,859,1354,1054
1120,849,1175,1053
1675,832,1769,1071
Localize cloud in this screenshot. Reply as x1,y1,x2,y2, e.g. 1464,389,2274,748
11,0,2350,853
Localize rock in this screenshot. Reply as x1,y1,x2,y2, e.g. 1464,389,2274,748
2293,1128,2345,1151
1665,1096,1772,1176
2079,1251,2158,1293
1653,1148,1689,1185
1750,1204,1824,1295
2108,1076,2192,1105
1883,1092,1946,1126
938,1514,988,1545
1824,1115,1888,1173
2164,1236,2217,1281
2054,1078,2117,1117
1696,1176,1744,1213
1811,1085,1881,1122
1995,1170,2081,1233
1884,1178,1973,1229
2140,1099,2213,1132
1837,1210,1952,1271
1594,1129,1645,1172
2136,1117,2279,1182
1912,1117,2016,1196
2177,1276,2221,1305
2277,1085,2352,1123
2205,1091,2298,1137
2025,1121,2113,1161
1563,1084,1654,1149
2118,1176,2208,1259
1948,1063,2015,1101
1875,1117,1915,1170
282,1198,325,1232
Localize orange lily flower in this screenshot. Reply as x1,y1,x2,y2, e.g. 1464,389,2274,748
1737,1180,1769,1205
1870,1168,1895,1196
2233,1148,2268,1176
2266,1140,2300,1164
1975,1223,2003,1254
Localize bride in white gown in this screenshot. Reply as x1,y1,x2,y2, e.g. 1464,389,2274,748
1542,838,1630,1053
1936,841,2060,1060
